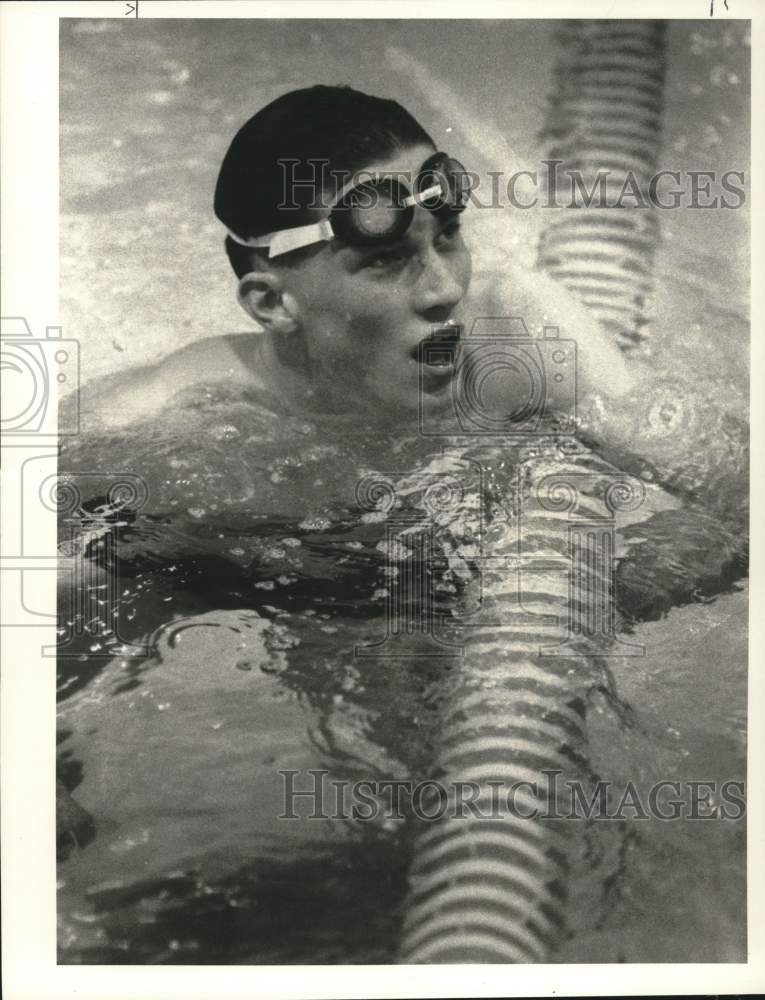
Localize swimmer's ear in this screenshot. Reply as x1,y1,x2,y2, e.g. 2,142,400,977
237,271,300,335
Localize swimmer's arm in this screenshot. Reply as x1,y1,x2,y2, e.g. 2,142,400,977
614,504,746,623
490,263,746,516
574,364,748,523
533,267,748,515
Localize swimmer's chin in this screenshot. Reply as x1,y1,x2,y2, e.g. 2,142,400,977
418,369,456,403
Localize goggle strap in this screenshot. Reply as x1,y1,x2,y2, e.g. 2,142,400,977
402,183,444,208
225,169,458,256
227,220,335,258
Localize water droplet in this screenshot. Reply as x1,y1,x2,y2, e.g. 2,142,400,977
298,516,332,531
266,629,300,651
210,423,240,441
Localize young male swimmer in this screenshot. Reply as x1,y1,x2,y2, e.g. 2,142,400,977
76,84,633,439
59,84,746,864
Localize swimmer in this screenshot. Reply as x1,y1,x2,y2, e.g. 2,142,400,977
70,83,738,516
59,85,747,859
73,85,632,440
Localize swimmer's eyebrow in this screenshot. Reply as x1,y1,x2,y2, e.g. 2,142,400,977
339,235,416,262
337,216,462,264
438,213,461,231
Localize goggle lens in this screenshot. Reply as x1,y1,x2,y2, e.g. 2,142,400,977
336,154,470,245
415,153,471,213
334,178,412,244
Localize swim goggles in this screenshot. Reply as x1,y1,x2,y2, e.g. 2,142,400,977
226,151,471,259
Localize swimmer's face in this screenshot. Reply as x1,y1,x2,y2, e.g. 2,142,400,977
278,143,472,420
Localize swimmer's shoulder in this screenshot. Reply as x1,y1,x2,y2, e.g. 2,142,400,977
70,333,266,433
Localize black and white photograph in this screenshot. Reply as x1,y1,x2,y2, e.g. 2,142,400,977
0,1,761,993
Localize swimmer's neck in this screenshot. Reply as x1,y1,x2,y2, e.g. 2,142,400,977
256,332,411,428
257,332,325,411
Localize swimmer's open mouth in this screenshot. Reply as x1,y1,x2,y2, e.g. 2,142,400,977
413,325,462,368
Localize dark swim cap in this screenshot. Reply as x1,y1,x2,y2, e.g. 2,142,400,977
214,84,435,244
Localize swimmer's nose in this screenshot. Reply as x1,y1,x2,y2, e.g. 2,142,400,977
413,249,464,318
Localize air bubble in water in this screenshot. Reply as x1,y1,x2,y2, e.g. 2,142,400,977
210,424,240,441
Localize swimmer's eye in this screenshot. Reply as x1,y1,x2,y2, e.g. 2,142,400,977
360,248,408,271
436,219,463,249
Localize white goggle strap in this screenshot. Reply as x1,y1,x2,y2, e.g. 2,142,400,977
401,183,445,208
329,173,446,212
226,182,443,258
227,219,335,259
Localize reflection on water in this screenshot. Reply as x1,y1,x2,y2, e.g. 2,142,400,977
57,613,410,965
57,364,746,962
